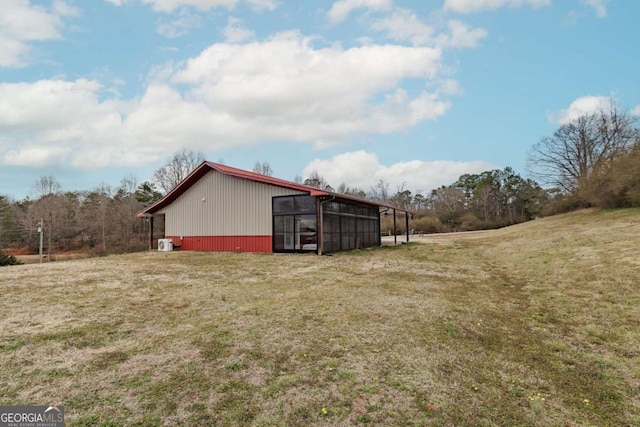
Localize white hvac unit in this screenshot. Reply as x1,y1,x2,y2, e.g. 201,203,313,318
158,239,173,252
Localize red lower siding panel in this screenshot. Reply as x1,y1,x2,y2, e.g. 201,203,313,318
166,235,272,253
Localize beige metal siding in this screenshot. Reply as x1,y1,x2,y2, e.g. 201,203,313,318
159,171,305,236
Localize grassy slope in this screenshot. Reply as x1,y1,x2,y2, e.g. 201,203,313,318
0,208,638,426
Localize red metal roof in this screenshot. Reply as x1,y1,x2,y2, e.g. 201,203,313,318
137,161,413,218
208,162,329,197
136,161,329,217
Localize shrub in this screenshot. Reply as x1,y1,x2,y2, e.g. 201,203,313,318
411,214,445,234
541,194,590,216
458,212,483,231
0,250,22,266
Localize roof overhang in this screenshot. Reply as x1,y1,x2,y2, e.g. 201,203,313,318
318,193,413,215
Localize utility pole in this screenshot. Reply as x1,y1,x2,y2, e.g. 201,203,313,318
38,219,44,263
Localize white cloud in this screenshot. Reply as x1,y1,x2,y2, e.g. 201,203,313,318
437,20,487,48
0,79,132,168
52,0,80,17
156,8,202,37
327,0,393,24
368,8,486,50
303,151,495,194
244,0,278,11
631,105,640,117
439,79,463,95
0,0,78,68
444,0,550,14
172,30,442,100
583,0,611,18
169,32,448,147
140,0,277,12
103,0,125,5
222,16,255,43
370,8,435,46
0,33,452,169
143,0,236,12
0,39,27,68
548,95,613,125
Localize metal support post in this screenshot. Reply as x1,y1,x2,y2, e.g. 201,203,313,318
38,219,44,264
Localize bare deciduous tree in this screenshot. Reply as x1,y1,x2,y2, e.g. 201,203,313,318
32,175,61,198
429,186,466,227
303,171,333,191
528,100,638,193
253,161,273,176
29,176,64,259
337,183,367,198
153,149,204,194
114,175,146,252
0,196,20,249
370,179,390,203
80,184,113,254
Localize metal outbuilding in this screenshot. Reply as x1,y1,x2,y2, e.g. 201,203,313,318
137,161,412,254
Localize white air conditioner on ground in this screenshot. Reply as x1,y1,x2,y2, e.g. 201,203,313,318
158,238,173,252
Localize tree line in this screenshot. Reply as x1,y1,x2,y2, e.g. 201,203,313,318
0,176,160,259
0,149,202,259
0,156,543,257
301,167,549,235
0,150,230,258
1,98,637,259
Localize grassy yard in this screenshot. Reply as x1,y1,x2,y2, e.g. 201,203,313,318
1,208,639,426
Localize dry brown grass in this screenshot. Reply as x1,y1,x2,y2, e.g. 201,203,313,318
14,251,92,264
1,208,639,426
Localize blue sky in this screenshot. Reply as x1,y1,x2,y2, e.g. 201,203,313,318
1,0,638,199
